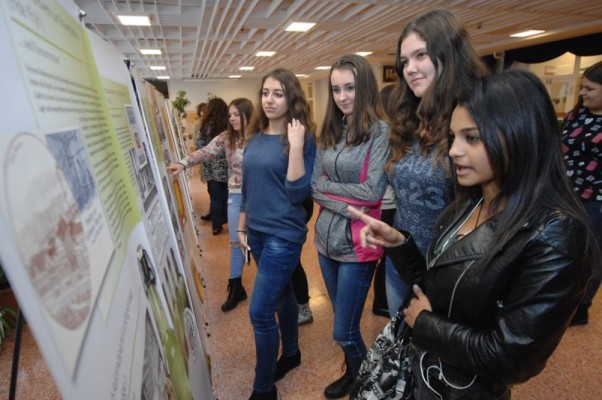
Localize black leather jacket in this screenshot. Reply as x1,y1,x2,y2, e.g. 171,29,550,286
388,202,592,398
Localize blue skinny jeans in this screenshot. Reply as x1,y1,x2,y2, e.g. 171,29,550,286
247,228,302,393
318,253,376,376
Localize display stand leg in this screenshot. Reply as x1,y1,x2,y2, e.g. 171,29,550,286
9,310,24,400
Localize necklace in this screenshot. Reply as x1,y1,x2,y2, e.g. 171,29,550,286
474,202,484,230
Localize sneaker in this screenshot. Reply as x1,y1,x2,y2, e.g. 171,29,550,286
298,302,313,325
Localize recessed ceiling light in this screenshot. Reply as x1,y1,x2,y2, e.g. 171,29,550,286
356,52,373,57
118,15,151,26
150,66,166,70
239,66,255,71
229,75,242,79
295,74,308,78
315,66,330,70
285,22,316,32
140,49,161,55
256,51,276,57
157,76,170,80
510,30,545,38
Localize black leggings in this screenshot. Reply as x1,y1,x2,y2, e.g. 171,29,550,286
292,196,314,304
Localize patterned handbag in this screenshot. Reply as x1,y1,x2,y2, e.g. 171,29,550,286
349,311,414,400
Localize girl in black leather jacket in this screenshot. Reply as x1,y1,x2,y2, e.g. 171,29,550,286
350,70,596,399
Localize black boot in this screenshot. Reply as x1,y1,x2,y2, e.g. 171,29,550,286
221,277,248,312
274,350,301,382
570,303,590,326
249,385,277,400
324,355,355,399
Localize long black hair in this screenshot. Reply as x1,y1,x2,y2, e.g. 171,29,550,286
451,69,593,264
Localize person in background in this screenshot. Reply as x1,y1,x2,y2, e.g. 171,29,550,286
350,69,595,400
167,98,254,312
237,68,316,400
311,54,390,399
195,97,229,235
294,195,315,325
193,102,207,132
561,60,602,326
385,9,487,317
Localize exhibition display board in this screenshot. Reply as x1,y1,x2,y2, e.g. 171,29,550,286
0,0,214,398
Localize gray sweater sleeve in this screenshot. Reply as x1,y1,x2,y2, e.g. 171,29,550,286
311,120,390,217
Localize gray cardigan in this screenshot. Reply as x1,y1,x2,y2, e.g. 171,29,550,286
311,119,390,262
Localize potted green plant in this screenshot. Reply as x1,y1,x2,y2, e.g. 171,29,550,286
171,90,191,119
0,261,17,350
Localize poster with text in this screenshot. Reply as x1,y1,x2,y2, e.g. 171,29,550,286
0,0,214,398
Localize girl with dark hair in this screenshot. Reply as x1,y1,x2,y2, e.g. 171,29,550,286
237,68,316,400
195,97,229,234
350,69,594,399
385,9,487,317
561,60,602,325
168,98,254,312
311,54,390,399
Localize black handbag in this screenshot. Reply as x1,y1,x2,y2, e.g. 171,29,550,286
349,311,414,399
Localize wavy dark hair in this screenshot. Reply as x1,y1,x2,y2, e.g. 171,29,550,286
450,69,593,265
387,9,487,171
225,98,254,151
248,68,316,153
200,97,228,139
319,54,383,148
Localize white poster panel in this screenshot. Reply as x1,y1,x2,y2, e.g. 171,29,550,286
0,0,214,398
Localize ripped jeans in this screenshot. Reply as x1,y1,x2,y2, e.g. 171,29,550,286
227,192,244,279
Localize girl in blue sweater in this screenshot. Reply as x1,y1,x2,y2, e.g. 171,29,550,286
237,68,316,400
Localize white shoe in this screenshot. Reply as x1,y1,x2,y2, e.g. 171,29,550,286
297,302,313,325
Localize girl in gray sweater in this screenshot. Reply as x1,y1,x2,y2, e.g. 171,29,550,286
311,54,389,399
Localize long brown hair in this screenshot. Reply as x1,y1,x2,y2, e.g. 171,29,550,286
225,98,254,151
200,97,228,139
387,9,487,171
319,54,383,149
248,68,316,153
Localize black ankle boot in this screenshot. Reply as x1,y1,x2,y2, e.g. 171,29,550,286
570,303,590,326
324,356,355,399
221,277,247,312
249,385,277,400
274,350,301,382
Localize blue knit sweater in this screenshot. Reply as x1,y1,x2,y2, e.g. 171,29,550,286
241,132,316,245
388,140,453,256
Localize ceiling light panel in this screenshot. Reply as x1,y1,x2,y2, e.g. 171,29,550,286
118,15,151,26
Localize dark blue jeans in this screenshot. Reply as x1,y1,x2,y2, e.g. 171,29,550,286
207,180,228,230
318,253,376,376
247,228,302,393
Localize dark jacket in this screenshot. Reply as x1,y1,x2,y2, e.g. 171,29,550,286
388,202,592,398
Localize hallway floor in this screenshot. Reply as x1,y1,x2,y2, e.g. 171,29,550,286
1,172,601,399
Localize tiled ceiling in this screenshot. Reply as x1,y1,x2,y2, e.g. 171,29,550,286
73,0,602,81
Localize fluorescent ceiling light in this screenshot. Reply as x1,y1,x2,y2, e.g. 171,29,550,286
356,52,373,57
239,66,255,71
510,29,544,38
157,76,170,80
315,66,330,70
295,74,308,78
256,51,276,57
285,22,316,32
140,49,161,55
150,66,166,70
118,15,151,26
229,75,242,79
